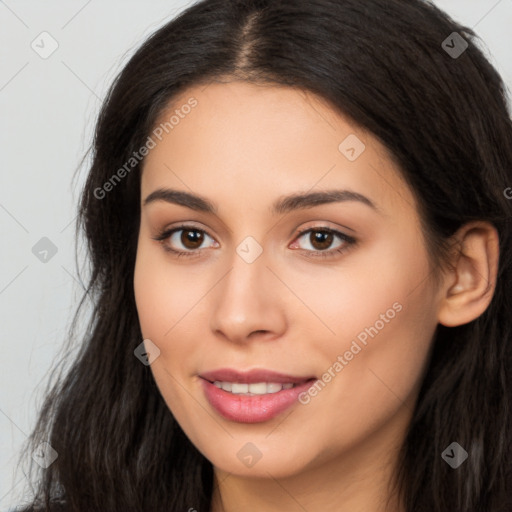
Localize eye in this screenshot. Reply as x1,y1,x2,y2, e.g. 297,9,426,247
290,227,356,259
152,224,218,257
153,224,356,260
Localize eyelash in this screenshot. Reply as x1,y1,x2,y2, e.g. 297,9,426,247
152,224,357,260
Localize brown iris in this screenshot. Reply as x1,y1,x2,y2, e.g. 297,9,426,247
309,230,333,251
180,229,204,249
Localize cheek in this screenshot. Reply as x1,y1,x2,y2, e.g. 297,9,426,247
319,296,436,454
288,226,433,354
313,262,437,440
301,229,437,411
133,245,199,419
133,237,218,392
134,237,204,340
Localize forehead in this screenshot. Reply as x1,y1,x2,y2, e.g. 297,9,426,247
140,80,416,219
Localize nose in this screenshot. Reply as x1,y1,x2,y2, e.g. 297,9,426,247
209,246,288,345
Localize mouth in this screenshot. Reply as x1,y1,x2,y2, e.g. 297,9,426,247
198,368,318,423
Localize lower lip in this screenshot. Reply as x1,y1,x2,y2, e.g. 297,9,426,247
200,378,317,423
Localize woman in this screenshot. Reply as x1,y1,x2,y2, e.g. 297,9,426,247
15,0,512,510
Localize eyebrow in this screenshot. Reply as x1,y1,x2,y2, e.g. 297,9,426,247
143,187,380,215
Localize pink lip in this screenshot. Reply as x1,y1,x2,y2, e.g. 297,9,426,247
199,368,317,423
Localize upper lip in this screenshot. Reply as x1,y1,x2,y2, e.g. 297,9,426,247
199,368,317,384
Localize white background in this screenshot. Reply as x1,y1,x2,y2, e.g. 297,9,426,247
1,0,511,509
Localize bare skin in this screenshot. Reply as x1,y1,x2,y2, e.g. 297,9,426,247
133,80,499,512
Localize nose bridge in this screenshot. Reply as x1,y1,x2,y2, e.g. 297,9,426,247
209,238,285,342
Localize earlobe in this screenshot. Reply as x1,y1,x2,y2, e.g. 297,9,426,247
437,222,499,327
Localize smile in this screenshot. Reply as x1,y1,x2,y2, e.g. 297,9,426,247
212,381,296,395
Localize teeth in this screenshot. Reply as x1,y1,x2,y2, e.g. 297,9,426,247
231,383,249,394
266,382,284,393
221,382,232,392
213,381,295,395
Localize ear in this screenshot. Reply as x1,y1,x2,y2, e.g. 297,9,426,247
437,221,499,327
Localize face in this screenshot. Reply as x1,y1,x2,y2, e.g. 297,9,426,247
134,80,442,480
